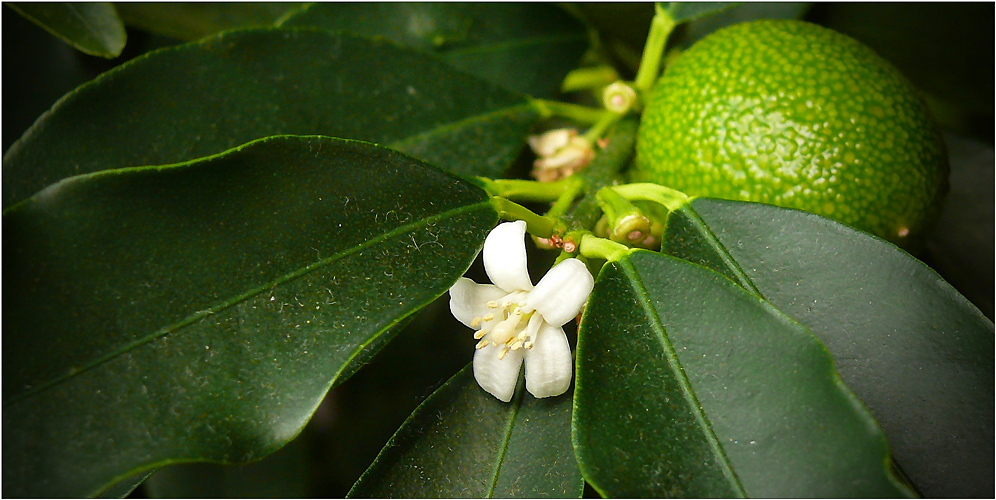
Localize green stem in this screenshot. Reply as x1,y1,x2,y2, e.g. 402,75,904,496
596,187,652,244
582,111,623,143
563,118,640,230
546,176,586,218
530,99,611,125
633,4,677,94
610,183,693,212
481,177,573,202
490,197,563,238
578,233,632,262
561,65,621,93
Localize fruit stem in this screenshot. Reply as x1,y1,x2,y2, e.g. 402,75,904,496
561,65,621,93
530,98,611,125
633,4,677,95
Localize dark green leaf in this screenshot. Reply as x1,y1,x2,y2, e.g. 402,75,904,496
662,2,738,23
280,3,588,99
143,430,310,498
115,2,306,41
2,28,539,209
574,250,910,497
2,135,498,497
7,2,126,58
661,198,995,497
349,364,582,498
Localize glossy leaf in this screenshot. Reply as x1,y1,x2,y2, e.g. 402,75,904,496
2,28,539,209
2,135,498,497
662,2,737,23
661,198,995,497
143,431,310,498
280,3,588,99
574,250,910,497
7,2,126,58
349,364,582,498
115,3,306,41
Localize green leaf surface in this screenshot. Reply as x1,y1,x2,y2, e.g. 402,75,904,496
143,430,310,498
574,250,910,498
280,3,588,99
2,27,538,210
2,135,498,498
8,2,126,58
115,2,306,41
349,364,582,498
661,198,995,497
662,2,738,23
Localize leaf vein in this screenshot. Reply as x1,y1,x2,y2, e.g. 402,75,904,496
617,256,747,497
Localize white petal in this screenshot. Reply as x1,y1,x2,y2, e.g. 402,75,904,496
449,278,507,329
526,258,594,327
524,323,572,399
474,344,524,402
483,221,533,292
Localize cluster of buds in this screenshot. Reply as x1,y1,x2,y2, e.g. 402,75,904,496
527,129,595,183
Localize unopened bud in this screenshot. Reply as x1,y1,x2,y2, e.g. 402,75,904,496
602,82,638,114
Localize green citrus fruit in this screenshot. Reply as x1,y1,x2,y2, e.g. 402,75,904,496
633,19,948,245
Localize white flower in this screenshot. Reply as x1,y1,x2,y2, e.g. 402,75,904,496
449,221,594,402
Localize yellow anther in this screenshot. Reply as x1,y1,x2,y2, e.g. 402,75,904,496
524,341,534,349
510,341,523,350
482,313,494,321
474,330,487,339
486,301,499,308
470,317,482,328
476,339,490,350
497,346,510,360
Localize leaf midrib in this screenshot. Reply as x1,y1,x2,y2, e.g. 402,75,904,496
677,204,763,297
4,200,494,407
617,255,747,497
485,379,525,498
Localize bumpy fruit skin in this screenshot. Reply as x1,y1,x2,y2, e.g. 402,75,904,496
633,19,948,245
